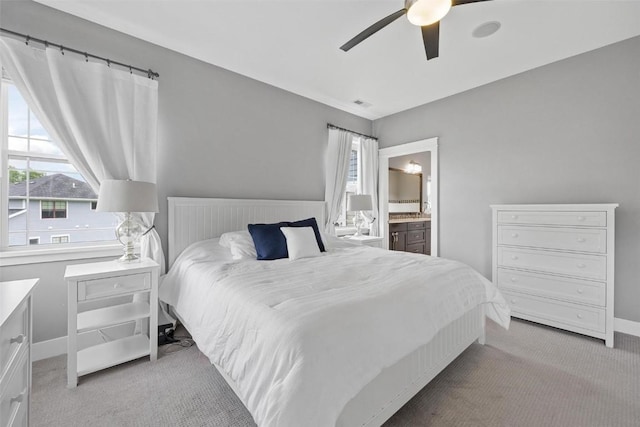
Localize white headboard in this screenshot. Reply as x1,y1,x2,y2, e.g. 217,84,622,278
167,197,326,268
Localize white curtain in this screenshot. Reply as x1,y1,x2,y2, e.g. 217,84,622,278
358,137,380,236
324,128,353,234
0,37,165,273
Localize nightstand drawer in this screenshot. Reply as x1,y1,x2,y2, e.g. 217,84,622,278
498,210,606,227
0,301,28,383
0,348,29,427
78,273,150,301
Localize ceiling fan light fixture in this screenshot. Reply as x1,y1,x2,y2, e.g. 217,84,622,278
406,0,452,27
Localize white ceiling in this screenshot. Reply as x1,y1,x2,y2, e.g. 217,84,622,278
35,0,640,120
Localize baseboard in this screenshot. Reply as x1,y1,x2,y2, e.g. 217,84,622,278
614,317,640,337
33,336,67,361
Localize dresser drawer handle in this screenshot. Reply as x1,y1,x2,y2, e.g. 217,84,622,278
510,299,517,304
10,389,26,404
10,334,25,344
511,233,519,238
576,237,586,243
577,216,585,221
576,263,586,269
511,255,519,261
577,288,584,294
511,215,518,220
113,283,121,289
510,277,517,283
576,314,583,319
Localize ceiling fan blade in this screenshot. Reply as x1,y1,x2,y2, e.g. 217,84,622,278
421,21,440,60
452,0,492,6
340,8,407,52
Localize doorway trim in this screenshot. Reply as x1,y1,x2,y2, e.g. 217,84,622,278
378,137,439,255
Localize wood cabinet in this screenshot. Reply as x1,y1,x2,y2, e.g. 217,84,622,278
1,279,38,427
389,221,430,255
65,259,159,388
492,204,617,347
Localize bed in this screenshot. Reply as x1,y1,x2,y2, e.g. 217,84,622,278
161,197,510,427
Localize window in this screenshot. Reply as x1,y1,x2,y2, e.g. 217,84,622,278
41,200,67,219
51,234,70,244
1,79,118,247
335,139,361,233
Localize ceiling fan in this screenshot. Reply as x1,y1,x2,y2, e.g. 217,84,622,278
340,0,492,60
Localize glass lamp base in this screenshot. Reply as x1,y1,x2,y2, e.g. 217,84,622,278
116,213,142,263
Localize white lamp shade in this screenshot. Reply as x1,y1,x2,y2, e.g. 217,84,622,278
347,194,373,211
96,180,158,213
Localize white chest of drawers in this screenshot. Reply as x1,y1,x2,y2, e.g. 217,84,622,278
491,204,618,347
0,279,39,427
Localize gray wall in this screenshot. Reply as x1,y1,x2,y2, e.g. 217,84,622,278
1,0,371,343
374,36,640,322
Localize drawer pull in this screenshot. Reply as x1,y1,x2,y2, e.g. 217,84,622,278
10,334,25,344
576,237,586,243
113,283,121,289
577,263,586,269
511,215,518,220
510,277,517,282
577,314,583,319
577,288,584,294
10,389,26,404
510,299,517,304
577,216,585,221
511,255,519,260
511,233,519,238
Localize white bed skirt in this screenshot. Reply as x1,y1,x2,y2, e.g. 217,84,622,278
206,305,484,426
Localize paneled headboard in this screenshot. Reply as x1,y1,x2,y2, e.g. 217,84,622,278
167,197,326,268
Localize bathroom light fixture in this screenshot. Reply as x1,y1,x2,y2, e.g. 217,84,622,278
405,161,422,174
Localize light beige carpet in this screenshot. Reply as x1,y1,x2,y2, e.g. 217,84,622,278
31,319,640,426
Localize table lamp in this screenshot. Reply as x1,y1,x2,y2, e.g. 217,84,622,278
97,179,158,262
347,194,373,236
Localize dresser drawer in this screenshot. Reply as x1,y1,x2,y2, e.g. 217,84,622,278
0,301,28,382
497,268,605,307
498,247,606,281
407,222,426,231
497,210,606,227
498,225,606,254
406,243,425,254
0,348,29,427
78,273,150,301
406,230,425,244
503,290,605,333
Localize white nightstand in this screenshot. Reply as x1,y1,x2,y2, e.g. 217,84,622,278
343,235,385,249
64,259,159,388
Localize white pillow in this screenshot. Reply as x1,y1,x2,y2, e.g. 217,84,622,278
280,226,321,260
218,230,257,260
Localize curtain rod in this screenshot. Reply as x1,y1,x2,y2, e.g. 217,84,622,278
327,123,377,140
0,27,159,79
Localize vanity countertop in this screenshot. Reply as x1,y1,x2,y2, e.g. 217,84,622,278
388,217,431,224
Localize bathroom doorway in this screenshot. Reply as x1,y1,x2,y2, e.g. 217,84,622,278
378,138,438,256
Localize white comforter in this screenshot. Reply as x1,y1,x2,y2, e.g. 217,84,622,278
160,238,510,427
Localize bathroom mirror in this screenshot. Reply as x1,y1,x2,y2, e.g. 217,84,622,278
388,168,422,213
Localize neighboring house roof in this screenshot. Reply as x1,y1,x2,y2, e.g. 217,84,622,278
9,173,97,200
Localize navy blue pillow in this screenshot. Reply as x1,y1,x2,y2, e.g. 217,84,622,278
248,222,289,260
288,217,326,252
